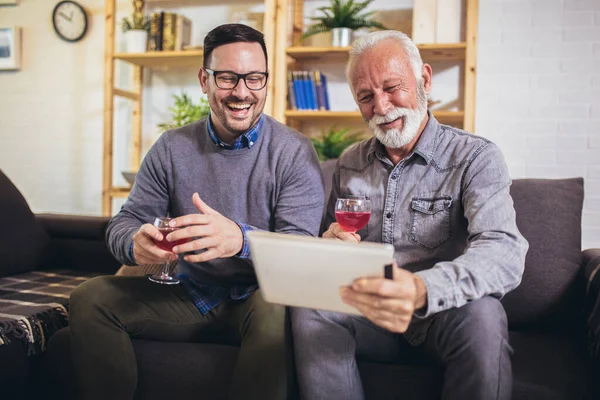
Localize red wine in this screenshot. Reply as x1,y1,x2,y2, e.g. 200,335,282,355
153,227,187,252
335,211,371,232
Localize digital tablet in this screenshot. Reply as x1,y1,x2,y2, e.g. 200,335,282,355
247,231,395,315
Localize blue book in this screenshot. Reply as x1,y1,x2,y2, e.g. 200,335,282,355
321,73,331,110
293,71,305,110
301,71,313,110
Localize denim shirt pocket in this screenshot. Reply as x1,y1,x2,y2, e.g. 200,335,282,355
409,196,452,250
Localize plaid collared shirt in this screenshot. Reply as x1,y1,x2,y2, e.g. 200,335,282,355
174,114,264,314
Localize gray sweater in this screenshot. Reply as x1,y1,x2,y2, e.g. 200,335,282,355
106,115,325,286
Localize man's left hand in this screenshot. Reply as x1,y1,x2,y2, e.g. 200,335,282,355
340,262,428,333
167,192,244,263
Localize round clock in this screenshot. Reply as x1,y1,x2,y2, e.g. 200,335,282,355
52,1,88,42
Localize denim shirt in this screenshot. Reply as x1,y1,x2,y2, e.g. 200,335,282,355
325,113,529,345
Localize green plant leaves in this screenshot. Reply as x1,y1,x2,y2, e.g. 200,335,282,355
157,92,211,132
311,126,364,161
121,13,151,32
302,0,387,39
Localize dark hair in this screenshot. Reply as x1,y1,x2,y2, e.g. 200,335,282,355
203,24,268,70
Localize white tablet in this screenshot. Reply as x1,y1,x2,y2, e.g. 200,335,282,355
247,231,395,315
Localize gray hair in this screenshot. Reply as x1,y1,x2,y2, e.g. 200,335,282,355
345,30,423,88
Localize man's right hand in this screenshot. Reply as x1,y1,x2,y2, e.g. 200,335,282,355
323,223,361,243
132,224,178,265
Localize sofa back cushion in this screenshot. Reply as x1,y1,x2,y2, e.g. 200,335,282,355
502,178,584,332
0,170,51,277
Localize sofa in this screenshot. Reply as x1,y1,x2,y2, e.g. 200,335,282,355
0,169,121,399
1,166,599,399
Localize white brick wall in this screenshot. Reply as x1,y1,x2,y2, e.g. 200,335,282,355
477,0,600,249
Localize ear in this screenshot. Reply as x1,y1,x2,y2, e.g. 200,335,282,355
199,68,208,94
421,63,433,95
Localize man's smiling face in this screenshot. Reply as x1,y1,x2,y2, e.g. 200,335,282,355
199,41,267,142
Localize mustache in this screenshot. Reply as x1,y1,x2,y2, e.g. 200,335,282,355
368,107,413,125
223,96,255,104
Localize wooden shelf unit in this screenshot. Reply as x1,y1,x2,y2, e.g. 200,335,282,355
102,0,277,216
272,0,479,134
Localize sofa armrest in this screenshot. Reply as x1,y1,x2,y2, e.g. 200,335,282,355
36,213,121,274
37,213,109,240
584,248,600,362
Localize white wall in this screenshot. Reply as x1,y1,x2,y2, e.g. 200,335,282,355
0,0,598,248
476,0,600,249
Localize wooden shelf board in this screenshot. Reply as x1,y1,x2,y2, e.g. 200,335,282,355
285,110,464,124
286,43,466,62
114,50,204,68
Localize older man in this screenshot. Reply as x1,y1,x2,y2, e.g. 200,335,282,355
291,30,528,400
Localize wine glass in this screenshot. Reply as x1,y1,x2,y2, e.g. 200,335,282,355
335,196,372,233
148,217,186,285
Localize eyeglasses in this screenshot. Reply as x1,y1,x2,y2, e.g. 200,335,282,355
204,68,269,91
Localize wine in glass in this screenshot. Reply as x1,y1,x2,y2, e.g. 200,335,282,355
148,217,187,285
335,196,372,233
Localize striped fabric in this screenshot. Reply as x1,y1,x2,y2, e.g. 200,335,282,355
0,269,103,355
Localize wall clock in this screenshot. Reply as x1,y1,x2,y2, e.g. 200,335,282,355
52,1,88,42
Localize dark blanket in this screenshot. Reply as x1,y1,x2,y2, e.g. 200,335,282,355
0,269,102,355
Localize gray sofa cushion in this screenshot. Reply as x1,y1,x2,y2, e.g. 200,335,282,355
502,178,584,331
0,170,50,277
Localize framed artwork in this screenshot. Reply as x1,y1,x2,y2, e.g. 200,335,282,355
0,26,21,70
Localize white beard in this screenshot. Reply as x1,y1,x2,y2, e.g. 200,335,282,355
367,83,428,149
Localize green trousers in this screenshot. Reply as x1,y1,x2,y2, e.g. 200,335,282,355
68,276,292,400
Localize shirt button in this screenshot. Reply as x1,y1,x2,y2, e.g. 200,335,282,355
438,299,445,307
391,174,398,180
386,212,392,219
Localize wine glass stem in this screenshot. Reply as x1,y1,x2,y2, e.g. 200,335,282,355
161,261,170,277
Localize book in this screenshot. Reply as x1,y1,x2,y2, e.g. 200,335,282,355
149,11,164,51
175,14,192,51
162,12,177,51
287,71,297,110
321,73,330,111
313,71,326,111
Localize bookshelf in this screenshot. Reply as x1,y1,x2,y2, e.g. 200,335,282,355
272,0,479,135
101,0,277,216
101,0,479,215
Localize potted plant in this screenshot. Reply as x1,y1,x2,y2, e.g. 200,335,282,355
311,126,364,162
121,12,150,53
157,92,211,131
302,0,387,47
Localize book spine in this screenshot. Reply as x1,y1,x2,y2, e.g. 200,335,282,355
287,71,297,110
175,15,192,51
314,70,326,111
162,12,177,51
321,73,330,110
148,12,163,51
293,71,305,110
302,71,314,110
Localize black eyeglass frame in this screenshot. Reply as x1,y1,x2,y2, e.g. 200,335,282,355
203,68,269,91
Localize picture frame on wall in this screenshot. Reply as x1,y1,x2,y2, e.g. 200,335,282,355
0,26,21,70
